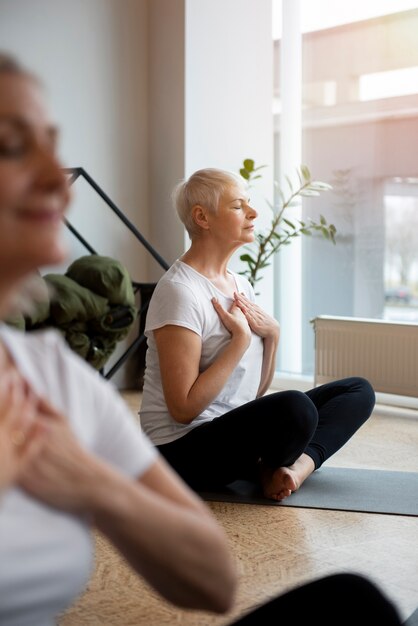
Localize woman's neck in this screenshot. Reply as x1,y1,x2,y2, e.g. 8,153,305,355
180,241,234,280
180,244,238,298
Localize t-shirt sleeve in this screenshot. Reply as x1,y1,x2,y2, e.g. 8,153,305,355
145,279,203,337
87,377,158,478
53,335,158,479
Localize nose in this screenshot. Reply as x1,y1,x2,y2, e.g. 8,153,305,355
38,147,67,187
247,204,258,220
35,145,71,203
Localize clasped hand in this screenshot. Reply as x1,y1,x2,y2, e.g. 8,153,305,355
211,292,279,346
233,292,280,340
0,372,102,513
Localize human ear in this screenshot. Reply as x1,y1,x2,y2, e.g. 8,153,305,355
192,204,210,230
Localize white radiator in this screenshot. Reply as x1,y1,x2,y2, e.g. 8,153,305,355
313,315,418,397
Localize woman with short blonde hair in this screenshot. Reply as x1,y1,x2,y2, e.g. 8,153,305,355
140,167,376,502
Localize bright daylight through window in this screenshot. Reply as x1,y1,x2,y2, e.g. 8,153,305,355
272,0,418,377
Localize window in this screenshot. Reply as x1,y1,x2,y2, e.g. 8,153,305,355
273,1,418,377
384,179,418,322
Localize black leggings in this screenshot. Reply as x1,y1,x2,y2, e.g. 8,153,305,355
157,377,375,491
229,573,402,625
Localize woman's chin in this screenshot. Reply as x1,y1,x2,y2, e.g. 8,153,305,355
37,240,69,269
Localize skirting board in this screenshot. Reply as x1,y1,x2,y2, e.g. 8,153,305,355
200,467,418,517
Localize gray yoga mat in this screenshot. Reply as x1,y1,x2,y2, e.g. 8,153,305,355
405,607,418,626
200,467,418,516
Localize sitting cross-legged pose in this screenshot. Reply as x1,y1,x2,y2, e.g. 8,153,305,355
140,167,376,501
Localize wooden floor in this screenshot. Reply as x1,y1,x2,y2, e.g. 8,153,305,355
59,392,418,626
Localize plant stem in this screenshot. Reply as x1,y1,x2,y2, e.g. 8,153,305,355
249,180,312,284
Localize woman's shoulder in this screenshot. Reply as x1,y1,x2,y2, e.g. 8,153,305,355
0,324,101,394
153,260,203,301
158,259,198,285
0,324,67,358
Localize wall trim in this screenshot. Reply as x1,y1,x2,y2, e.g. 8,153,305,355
272,372,418,413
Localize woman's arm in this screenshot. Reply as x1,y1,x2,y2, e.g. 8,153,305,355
154,297,251,423
18,399,237,613
233,292,280,396
95,457,236,612
257,333,280,396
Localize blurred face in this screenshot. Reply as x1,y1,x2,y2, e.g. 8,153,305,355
0,72,70,285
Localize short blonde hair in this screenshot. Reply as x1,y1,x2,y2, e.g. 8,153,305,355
172,168,246,237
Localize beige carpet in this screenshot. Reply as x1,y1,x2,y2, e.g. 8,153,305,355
58,397,418,625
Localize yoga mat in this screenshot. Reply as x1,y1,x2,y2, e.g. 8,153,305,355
200,467,418,516
405,607,418,626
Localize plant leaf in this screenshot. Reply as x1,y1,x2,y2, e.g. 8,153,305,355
310,181,333,191
240,253,256,266
243,158,255,172
236,157,336,286
299,189,320,197
283,218,296,229
300,165,311,181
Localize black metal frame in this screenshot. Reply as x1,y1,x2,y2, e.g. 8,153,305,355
64,167,169,380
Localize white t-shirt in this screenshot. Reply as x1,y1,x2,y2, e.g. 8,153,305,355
140,260,264,445
0,325,157,626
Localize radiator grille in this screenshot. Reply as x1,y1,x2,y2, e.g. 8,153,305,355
313,316,418,397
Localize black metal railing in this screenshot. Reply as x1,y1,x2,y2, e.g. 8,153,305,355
64,167,169,380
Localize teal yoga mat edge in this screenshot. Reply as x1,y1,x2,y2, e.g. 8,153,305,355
404,607,418,626
199,467,418,517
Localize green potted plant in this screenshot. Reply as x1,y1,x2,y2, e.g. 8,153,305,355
238,158,336,288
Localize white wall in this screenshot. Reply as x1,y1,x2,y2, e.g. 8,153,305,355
0,0,150,387
148,0,185,280
1,0,151,269
185,0,275,312
0,0,275,382
147,0,275,310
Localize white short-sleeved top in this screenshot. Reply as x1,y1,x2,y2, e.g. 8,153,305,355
140,260,264,445
0,325,158,626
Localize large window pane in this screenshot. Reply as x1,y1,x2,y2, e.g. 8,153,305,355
273,3,418,376
384,179,418,322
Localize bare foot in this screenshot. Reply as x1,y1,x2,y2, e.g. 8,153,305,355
260,454,315,501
